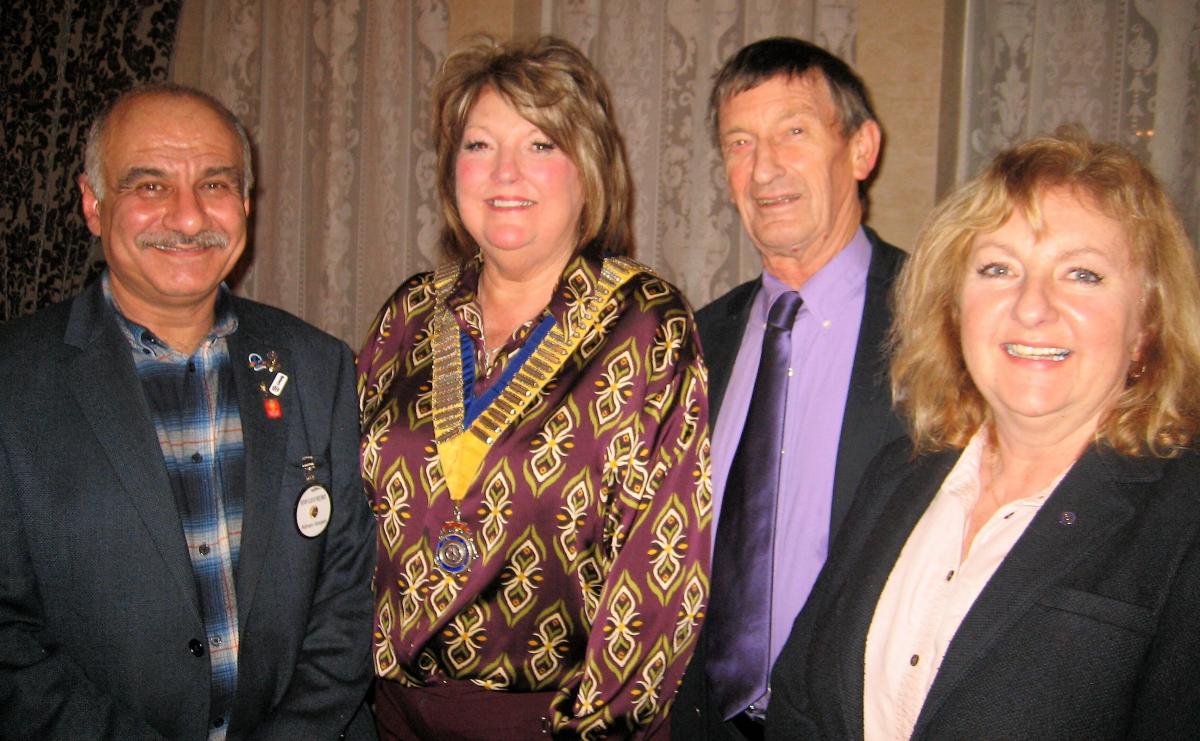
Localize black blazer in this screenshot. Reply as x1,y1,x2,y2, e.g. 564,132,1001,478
768,438,1200,740
0,281,378,740
672,228,907,739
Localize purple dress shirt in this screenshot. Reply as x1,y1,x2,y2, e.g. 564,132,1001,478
709,227,871,704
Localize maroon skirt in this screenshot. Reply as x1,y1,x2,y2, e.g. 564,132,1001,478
375,677,557,740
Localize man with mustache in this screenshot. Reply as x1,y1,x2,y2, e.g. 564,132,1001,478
0,85,376,740
673,38,906,740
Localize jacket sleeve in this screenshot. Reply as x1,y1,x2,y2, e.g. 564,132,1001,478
1127,521,1200,738
766,438,915,741
246,342,378,740
0,437,168,741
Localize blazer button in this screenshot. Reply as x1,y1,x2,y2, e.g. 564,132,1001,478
189,639,205,657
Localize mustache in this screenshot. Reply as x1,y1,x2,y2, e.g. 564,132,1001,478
135,231,230,250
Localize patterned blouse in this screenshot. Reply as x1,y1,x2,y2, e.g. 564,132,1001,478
358,254,711,738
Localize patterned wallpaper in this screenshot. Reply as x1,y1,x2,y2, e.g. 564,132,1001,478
1,1,182,321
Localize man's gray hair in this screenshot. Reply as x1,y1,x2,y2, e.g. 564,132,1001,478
83,83,255,201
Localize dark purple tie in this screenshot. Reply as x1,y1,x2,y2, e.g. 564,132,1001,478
706,290,802,719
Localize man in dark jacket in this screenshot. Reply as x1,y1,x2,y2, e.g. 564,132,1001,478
0,84,376,740
673,37,905,741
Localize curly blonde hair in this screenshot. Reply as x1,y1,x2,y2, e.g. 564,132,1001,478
890,128,1200,457
431,36,634,261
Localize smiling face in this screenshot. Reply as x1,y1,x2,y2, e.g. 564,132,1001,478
454,88,585,274
717,72,879,286
959,187,1146,443
80,93,249,327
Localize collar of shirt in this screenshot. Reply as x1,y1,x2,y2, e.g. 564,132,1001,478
756,226,872,327
940,427,1059,513
447,254,601,390
101,270,239,359
711,225,873,526
446,254,591,339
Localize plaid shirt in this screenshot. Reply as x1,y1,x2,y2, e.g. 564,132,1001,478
106,275,245,740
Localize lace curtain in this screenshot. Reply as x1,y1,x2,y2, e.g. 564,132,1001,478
172,0,857,345
960,0,1198,247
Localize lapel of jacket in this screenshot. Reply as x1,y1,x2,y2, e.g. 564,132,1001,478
64,282,201,614
225,301,292,625
835,450,957,739
911,447,1152,736
830,231,906,537
697,278,759,423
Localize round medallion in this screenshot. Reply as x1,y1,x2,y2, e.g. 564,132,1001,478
434,521,477,574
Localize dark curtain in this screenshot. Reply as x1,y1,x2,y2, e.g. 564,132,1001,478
1,0,182,322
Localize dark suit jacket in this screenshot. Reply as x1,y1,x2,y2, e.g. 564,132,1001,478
0,281,377,740
768,438,1200,740
672,228,907,740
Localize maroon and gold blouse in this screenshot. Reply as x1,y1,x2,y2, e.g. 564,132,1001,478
357,255,711,738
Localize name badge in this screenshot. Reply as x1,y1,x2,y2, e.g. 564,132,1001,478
295,484,331,538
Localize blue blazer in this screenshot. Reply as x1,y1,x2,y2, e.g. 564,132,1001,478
672,228,907,739
768,437,1200,740
0,280,377,740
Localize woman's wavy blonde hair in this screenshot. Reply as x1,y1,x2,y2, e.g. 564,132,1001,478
431,36,634,262
890,127,1200,457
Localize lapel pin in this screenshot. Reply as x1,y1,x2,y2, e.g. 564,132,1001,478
250,350,286,418
1058,511,1077,526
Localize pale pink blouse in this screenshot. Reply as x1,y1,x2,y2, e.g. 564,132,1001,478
863,430,1065,741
